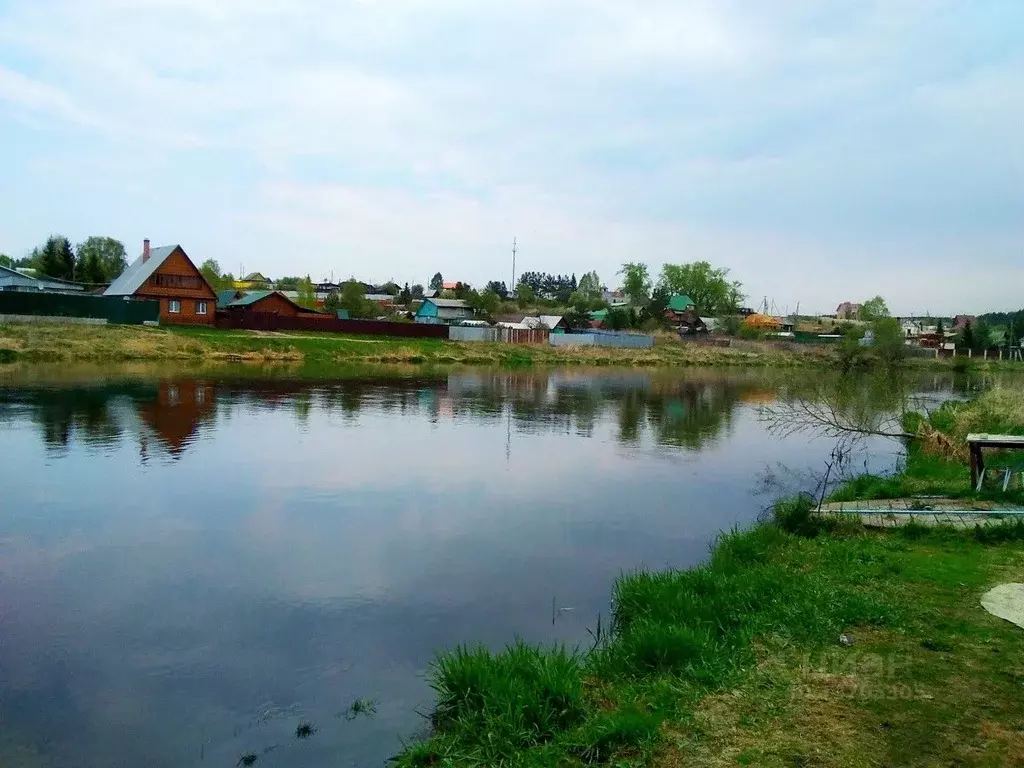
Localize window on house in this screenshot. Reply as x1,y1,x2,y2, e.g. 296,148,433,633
168,300,181,313
196,300,208,315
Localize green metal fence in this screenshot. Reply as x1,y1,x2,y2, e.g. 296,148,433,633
0,291,160,324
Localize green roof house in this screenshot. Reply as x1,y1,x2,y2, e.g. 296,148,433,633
667,295,695,312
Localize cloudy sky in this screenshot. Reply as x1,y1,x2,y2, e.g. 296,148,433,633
0,1,1020,315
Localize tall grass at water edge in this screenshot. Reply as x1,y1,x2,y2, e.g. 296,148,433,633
397,502,911,767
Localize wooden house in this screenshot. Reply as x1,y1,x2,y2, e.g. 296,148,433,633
415,297,474,324
219,290,323,317
104,240,217,325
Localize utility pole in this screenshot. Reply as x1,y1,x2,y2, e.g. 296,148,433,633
511,237,517,293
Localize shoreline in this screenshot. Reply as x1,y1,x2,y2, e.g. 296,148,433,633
0,321,1012,372
391,384,1024,767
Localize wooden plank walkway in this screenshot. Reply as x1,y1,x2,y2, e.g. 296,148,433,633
818,498,1024,529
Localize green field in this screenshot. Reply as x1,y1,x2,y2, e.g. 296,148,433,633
0,322,835,368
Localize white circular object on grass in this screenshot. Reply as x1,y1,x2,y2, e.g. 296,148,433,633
981,584,1024,629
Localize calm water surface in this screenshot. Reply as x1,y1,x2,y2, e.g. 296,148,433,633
0,368,948,767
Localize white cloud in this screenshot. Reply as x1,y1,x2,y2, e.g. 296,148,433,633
0,0,1021,313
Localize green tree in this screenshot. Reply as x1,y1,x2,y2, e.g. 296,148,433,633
959,320,975,351
859,296,890,321
75,237,126,283
564,300,593,331
935,318,944,335
971,320,992,353
639,285,671,327
0,254,12,269
380,281,401,296
275,276,302,291
324,291,342,314
200,259,226,290
468,288,500,319
871,317,906,366
296,276,317,309
36,235,76,281
837,325,868,372
577,270,602,299
658,261,742,315
410,283,425,299
605,307,630,330
399,283,412,305
339,280,376,318
429,272,444,291
516,283,536,309
618,262,651,307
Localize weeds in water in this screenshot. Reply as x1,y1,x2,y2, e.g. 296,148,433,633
236,753,258,767
339,697,378,721
295,721,316,739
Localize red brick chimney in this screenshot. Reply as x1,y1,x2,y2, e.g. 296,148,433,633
142,239,151,262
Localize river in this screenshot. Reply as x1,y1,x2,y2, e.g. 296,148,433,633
0,367,961,767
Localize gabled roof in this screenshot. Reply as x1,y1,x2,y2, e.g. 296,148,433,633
425,298,470,308
223,289,322,313
217,289,243,308
242,272,269,282
104,245,183,296
0,264,85,292
667,295,695,311
227,290,276,307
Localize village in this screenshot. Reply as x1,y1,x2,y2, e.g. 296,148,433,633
2,236,1021,360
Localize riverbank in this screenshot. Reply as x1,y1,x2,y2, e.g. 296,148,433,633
392,385,1024,767
396,508,1024,767
831,384,1024,505
0,322,838,368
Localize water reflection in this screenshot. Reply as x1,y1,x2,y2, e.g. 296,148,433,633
0,368,973,768
0,370,871,460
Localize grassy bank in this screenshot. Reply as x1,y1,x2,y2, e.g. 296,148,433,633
0,322,839,368
396,507,1024,767
831,384,1024,504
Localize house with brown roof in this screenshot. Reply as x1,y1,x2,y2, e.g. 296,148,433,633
836,301,862,320
104,240,217,325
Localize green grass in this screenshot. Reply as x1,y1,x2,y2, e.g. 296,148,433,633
0,322,851,369
829,385,1024,504
395,502,1024,767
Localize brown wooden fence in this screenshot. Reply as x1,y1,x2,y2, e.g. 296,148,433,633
215,311,450,339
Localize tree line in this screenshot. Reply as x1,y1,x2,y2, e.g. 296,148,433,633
0,235,127,284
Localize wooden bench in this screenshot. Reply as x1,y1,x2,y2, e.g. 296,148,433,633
967,434,1024,491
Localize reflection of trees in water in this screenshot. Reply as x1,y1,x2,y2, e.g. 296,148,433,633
0,369,977,458
0,387,131,451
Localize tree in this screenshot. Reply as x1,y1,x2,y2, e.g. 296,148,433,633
75,237,126,283
658,261,742,315
639,285,671,327
468,289,500,319
380,281,401,296
410,284,425,299
339,280,376,318
619,262,651,307
971,319,992,354
276,276,302,291
400,283,413,305
935,318,944,335
606,308,630,330
430,272,444,291
959,320,975,351
0,254,12,268
296,276,317,309
453,281,471,299
36,235,76,281
577,270,602,299
485,280,508,300
200,259,226,290
564,298,593,331
871,317,905,366
859,296,889,321
516,283,536,309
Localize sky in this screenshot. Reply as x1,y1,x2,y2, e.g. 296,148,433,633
0,0,1021,316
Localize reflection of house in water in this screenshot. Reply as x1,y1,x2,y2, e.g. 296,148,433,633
136,380,217,460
